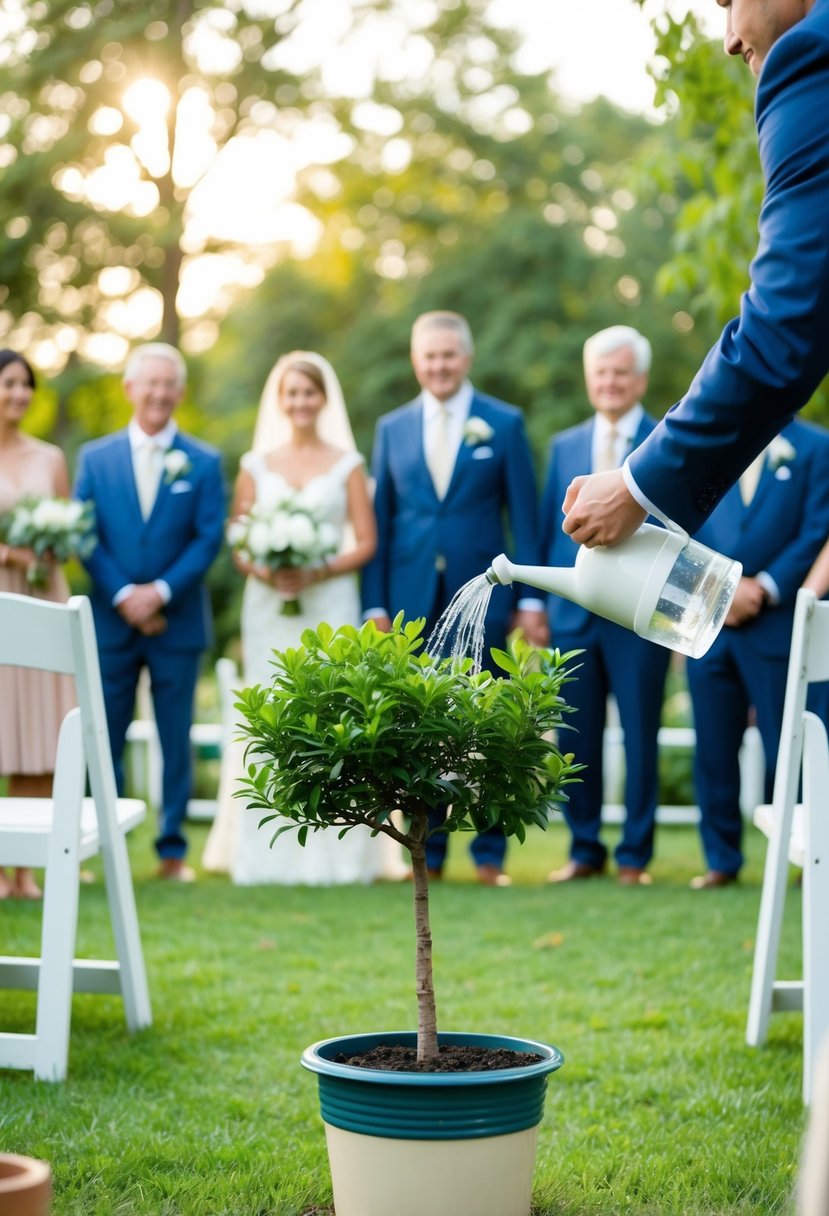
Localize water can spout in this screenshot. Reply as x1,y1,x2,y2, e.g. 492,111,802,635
485,553,515,586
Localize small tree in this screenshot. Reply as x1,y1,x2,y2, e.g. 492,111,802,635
235,616,581,1063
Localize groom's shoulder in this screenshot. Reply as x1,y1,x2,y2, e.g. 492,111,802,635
380,396,422,426
79,428,128,459
471,390,526,429
176,431,222,462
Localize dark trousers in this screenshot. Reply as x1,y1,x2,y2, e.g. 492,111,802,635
99,636,202,860
422,575,509,872
687,630,787,876
554,619,670,871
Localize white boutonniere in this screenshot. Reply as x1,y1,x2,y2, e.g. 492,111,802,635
163,449,192,484
463,416,495,446
767,435,796,472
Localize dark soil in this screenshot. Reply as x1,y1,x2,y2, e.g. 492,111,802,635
335,1044,544,1073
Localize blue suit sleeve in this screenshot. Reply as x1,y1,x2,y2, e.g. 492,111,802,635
74,446,133,601
360,419,391,614
503,412,540,568
156,452,226,599
538,438,561,564
629,22,829,531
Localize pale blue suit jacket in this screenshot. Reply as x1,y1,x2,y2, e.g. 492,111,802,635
630,0,829,530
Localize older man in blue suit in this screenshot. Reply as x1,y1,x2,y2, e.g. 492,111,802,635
686,419,829,888
561,0,829,547
75,343,225,881
362,310,546,885
541,326,671,887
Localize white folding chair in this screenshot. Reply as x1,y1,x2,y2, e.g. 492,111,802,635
746,588,829,1104
0,593,151,1081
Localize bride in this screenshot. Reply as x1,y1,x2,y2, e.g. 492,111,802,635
204,351,401,884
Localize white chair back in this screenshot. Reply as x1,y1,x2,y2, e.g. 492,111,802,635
0,592,151,1081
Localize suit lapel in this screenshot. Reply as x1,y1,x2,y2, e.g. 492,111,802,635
447,395,484,494
404,400,438,501
116,432,145,525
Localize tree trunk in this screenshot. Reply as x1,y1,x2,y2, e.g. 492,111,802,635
410,838,439,1061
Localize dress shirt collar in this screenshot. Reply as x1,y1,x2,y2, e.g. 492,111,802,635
593,403,643,444
128,418,178,453
421,380,474,421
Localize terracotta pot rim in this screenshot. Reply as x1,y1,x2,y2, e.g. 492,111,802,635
0,1152,51,1194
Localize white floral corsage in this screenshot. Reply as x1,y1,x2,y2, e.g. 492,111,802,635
163,449,192,483
463,416,495,446
767,435,796,472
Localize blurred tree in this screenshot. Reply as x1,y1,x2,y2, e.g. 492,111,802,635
629,5,758,324
0,0,312,362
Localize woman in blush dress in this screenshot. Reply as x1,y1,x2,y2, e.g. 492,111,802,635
203,351,405,884
0,350,76,900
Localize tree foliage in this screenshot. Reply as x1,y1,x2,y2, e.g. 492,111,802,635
629,5,758,327
235,615,582,1058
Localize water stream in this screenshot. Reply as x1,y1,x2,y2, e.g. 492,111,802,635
426,573,494,672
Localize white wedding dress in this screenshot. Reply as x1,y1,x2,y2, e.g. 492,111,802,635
203,449,394,885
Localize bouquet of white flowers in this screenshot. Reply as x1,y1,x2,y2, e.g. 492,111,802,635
0,496,97,588
226,493,339,616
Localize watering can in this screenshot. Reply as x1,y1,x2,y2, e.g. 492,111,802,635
486,522,742,659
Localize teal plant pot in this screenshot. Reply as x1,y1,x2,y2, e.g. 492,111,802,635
302,1031,563,1216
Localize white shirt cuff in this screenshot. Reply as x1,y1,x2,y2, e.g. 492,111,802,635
113,581,171,607
756,571,780,606
622,459,671,527
113,584,135,607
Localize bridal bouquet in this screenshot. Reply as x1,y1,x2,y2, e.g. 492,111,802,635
0,496,96,588
226,495,339,616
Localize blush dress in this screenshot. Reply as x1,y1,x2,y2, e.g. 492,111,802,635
0,438,76,777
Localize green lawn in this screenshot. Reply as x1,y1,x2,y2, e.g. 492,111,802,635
0,817,806,1215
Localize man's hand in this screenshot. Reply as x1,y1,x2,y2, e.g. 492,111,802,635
511,609,549,648
137,613,168,637
725,577,766,628
118,584,165,627
369,613,393,634
562,469,646,548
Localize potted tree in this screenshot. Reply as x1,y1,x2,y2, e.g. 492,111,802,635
236,616,581,1216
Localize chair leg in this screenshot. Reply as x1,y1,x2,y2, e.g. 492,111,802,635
802,715,829,1105
98,831,152,1031
33,712,85,1082
746,798,797,1048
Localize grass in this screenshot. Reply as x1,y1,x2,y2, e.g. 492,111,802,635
0,814,806,1215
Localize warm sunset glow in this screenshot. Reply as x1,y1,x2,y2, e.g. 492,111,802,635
123,77,170,123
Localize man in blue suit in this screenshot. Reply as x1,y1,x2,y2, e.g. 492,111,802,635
561,0,829,547
686,419,829,888
75,343,225,881
541,327,671,887
362,310,546,885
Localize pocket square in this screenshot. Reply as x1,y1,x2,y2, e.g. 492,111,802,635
170,480,193,494
471,446,494,460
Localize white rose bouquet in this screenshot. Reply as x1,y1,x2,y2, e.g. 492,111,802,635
0,496,97,588
226,493,339,616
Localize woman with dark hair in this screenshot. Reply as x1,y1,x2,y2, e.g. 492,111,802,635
0,349,75,899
